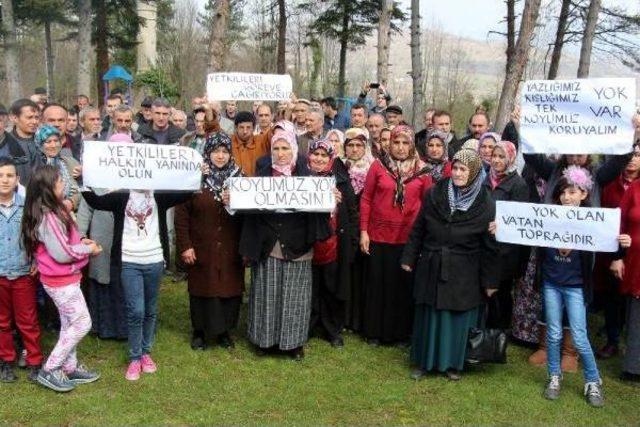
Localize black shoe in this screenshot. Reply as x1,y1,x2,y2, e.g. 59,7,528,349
27,365,40,383
395,341,410,349
190,334,206,351
0,362,16,383
291,347,305,361
330,337,344,348
367,339,380,347
410,368,425,381
620,371,640,385
218,333,235,349
254,346,267,357
445,369,461,381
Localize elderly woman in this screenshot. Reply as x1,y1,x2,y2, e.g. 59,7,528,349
307,139,358,347
34,125,80,212
401,149,499,381
484,141,529,329
239,130,331,360
175,132,244,350
360,125,432,346
423,130,452,183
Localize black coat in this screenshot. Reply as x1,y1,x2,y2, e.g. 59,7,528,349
239,156,331,262
81,190,192,268
484,172,530,283
3,131,39,185
137,123,186,145
401,179,501,311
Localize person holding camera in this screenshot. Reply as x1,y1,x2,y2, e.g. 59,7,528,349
357,82,391,115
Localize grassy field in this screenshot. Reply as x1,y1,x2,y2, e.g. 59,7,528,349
1,278,639,425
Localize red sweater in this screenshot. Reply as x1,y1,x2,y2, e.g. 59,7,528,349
619,179,640,297
360,160,432,244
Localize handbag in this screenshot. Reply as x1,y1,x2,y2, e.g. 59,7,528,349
465,295,508,365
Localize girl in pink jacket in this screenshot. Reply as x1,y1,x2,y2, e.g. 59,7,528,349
21,166,102,393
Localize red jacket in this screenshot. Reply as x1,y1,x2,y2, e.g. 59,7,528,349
360,160,432,245
620,179,640,297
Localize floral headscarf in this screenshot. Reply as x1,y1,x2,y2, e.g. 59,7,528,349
489,140,517,189
343,128,374,195
308,138,336,176
35,124,72,198
382,125,426,209
448,149,484,213
425,130,449,182
271,130,298,176
202,132,242,201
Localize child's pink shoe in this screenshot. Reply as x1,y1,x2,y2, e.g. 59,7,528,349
125,361,141,381
141,354,157,374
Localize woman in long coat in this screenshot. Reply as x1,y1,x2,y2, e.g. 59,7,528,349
175,132,244,350
401,149,500,380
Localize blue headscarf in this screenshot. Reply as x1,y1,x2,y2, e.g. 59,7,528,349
34,125,72,198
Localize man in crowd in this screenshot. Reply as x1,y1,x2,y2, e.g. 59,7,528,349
9,99,39,148
357,81,391,114
80,106,104,141
42,103,81,160
320,97,348,131
293,99,311,135
180,108,206,154
224,101,238,121
171,110,188,130
186,96,205,132
430,110,461,158
102,94,123,136
31,87,48,111
76,94,91,112
350,104,368,129
414,108,436,157
299,110,325,154
231,111,270,177
66,109,81,138
255,104,273,135
135,96,154,129
366,113,385,150
385,105,404,128
107,105,142,143
460,112,491,145
138,98,186,145
208,101,235,135
0,104,38,185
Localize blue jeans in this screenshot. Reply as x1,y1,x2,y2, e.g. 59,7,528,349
543,281,600,383
121,261,164,361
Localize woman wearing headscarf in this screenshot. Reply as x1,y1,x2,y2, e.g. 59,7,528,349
478,132,501,173
423,130,452,183
34,125,80,212
360,125,432,346
307,139,359,347
484,141,529,329
401,149,500,381
174,132,244,350
342,128,375,333
326,129,345,158
239,131,331,360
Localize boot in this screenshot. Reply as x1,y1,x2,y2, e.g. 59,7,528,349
528,324,547,367
561,329,579,373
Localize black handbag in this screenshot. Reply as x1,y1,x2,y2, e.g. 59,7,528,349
465,296,508,365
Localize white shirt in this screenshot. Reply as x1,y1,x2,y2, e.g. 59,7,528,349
121,191,164,264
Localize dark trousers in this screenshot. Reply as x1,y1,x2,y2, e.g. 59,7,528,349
310,262,345,341
486,279,514,330
0,275,43,366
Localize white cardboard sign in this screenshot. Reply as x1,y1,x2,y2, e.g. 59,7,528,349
82,141,202,191
520,78,636,155
228,176,335,212
206,73,293,101
495,201,621,252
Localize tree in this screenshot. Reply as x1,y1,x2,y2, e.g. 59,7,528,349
547,0,571,79
76,0,92,97
495,0,542,132
505,0,517,75
409,0,421,127
276,0,286,74
1,0,22,100
207,0,229,72
577,0,601,77
376,0,392,85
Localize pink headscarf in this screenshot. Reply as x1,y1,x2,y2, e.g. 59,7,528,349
108,133,134,144
489,140,517,189
270,131,298,176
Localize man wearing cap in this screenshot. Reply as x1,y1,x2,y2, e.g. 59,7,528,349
0,103,39,185
135,96,154,128
138,98,186,145
231,111,271,177
385,105,404,128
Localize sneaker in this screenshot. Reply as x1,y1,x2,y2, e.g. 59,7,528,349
0,361,16,383
543,375,562,400
66,364,100,384
27,365,40,383
125,360,141,381
584,381,604,408
141,354,157,374
36,369,75,392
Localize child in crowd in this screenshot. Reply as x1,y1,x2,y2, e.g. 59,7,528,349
0,157,43,383
22,166,102,392
540,166,631,407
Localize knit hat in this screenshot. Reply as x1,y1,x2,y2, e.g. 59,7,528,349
452,148,482,183
35,124,60,146
234,111,255,126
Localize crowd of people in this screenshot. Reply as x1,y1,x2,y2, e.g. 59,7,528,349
0,83,639,410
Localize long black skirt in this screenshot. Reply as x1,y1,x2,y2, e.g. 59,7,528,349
361,242,413,343
190,295,241,340
345,252,366,333
88,276,127,340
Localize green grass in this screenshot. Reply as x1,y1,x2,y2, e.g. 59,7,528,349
1,279,638,425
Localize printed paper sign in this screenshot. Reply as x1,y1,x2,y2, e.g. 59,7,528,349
228,176,335,212
82,141,202,190
495,201,621,252
520,78,636,154
206,73,293,101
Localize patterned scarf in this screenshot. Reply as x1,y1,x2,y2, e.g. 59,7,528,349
202,132,242,201
343,135,374,195
35,125,73,198
425,130,450,182
308,138,336,176
448,149,483,213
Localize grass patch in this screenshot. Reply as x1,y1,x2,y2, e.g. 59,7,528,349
1,278,638,425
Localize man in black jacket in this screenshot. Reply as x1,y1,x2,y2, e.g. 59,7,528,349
137,98,186,145
0,103,39,185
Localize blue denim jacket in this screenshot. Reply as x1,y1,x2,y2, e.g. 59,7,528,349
0,193,31,279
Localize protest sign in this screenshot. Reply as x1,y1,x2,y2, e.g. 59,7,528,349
228,176,335,212
520,77,636,155
82,141,202,191
206,73,293,101
495,201,621,252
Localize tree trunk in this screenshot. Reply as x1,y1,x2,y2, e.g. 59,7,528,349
410,0,422,127
276,0,286,74
137,0,158,72
337,9,349,98
1,0,22,101
95,0,109,108
44,20,56,101
207,0,230,73
577,0,601,78
547,0,570,79
376,0,392,85
495,0,542,132
77,0,93,98
505,0,516,75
